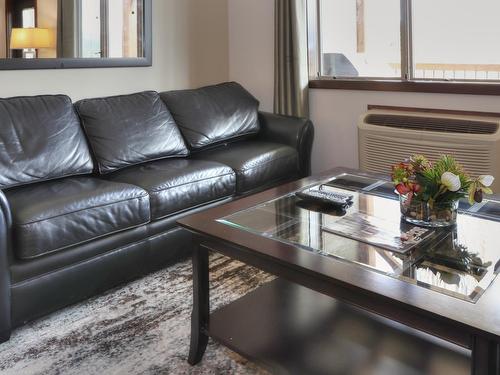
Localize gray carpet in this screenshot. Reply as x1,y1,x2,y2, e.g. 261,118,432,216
0,253,471,375
0,254,272,375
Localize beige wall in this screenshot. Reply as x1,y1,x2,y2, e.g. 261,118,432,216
228,0,500,173
0,0,5,59
310,90,500,174
36,0,58,58
228,0,274,112
0,0,229,100
189,0,229,88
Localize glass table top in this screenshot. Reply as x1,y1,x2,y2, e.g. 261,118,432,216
218,173,500,303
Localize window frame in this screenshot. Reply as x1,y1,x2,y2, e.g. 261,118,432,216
308,0,500,95
0,0,152,70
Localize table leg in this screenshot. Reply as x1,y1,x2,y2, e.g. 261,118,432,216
471,336,500,375
188,243,210,366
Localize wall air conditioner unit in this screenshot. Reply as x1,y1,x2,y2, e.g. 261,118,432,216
358,108,500,190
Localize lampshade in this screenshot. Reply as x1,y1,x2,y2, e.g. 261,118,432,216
10,28,51,49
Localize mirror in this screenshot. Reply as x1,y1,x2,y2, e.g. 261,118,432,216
0,0,151,69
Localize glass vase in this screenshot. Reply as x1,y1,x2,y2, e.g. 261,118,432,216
399,194,459,228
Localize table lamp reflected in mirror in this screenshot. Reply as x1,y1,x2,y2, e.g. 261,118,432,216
10,28,52,59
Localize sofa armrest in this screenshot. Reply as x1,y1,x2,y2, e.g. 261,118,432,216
0,190,11,341
258,112,315,177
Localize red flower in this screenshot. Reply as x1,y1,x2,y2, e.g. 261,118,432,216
395,183,410,195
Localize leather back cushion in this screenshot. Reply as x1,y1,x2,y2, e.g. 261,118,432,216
0,95,93,189
160,82,260,150
75,91,189,174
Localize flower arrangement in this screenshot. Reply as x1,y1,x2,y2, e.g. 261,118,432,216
391,155,494,226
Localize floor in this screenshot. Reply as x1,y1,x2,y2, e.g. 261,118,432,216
0,255,272,375
0,254,470,375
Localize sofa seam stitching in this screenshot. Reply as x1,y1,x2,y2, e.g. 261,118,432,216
237,153,298,173
13,195,150,226
151,195,234,221
15,220,150,261
237,175,299,195
147,172,235,194
2,169,93,191
11,226,183,285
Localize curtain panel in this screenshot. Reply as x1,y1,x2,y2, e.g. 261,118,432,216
274,0,309,118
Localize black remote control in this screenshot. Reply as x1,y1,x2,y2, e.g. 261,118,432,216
296,188,354,207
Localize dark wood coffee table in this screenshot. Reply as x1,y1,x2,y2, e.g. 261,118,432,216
178,168,500,375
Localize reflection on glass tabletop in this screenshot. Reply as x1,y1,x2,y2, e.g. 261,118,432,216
218,173,500,303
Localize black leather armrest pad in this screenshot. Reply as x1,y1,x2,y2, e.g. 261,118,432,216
0,190,11,339
258,112,315,177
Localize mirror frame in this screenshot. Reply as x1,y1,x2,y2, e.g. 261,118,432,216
0,0,152,70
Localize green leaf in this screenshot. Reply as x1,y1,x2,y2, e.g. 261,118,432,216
482,187,493,195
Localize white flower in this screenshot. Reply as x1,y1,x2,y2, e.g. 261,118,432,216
479,175,495,187
441,172,461,192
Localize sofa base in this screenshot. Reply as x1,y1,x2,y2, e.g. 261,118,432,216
0,329,10,344
7,178,311,334
11,227,192,328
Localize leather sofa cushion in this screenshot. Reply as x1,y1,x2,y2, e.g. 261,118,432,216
107,159,235,220
0,95,93,189
5,177,150,260
75,91,189,174
192,141,299,193
160,82,260,150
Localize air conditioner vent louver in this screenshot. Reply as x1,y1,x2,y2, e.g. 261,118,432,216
359,109,500,190
363,136,493,176
365,114,499,134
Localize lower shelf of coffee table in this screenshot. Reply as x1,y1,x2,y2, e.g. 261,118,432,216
208,278,470,375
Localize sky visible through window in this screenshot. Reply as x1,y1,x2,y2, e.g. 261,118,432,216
320,0,500,80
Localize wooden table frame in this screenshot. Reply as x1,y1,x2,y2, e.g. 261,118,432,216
179,168,500,375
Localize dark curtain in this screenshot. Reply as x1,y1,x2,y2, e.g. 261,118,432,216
274,0,309,118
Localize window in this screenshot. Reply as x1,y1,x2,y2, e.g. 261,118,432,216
21,7,35,59
318,0,401,79
309,0,500,91
412,0,500,81
80,0,102,58
78,0,141,58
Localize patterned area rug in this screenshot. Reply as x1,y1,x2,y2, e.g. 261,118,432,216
0,254,273,375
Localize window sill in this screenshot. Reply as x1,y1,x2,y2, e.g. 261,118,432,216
308,79,500,96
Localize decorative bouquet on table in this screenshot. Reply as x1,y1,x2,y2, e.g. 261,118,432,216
391,155,494,227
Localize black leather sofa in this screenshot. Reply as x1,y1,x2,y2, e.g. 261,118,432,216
0,82,314,342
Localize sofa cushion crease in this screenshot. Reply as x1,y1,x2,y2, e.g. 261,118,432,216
191,141,299,193
160,82,260,150
106,158,236,220
9,198,234,286
5,177,151,260
0,95,93,189
75,91,189,174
